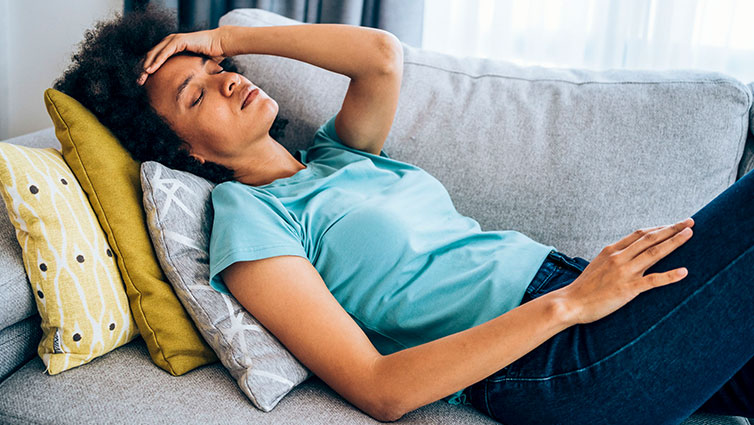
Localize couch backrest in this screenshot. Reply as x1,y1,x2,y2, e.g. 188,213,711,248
221,8,753,260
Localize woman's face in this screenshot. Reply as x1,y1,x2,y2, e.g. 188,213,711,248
143,53,278,164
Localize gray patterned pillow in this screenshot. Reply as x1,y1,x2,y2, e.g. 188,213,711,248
139,161,311,412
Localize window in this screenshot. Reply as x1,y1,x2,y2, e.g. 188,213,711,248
422,0,754,83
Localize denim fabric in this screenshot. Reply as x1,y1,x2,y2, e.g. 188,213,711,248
464,169,754,424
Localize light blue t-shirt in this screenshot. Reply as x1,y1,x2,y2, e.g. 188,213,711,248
208,114,555,404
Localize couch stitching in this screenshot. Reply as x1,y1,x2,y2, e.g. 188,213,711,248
0,327,40,349
404,61,749,90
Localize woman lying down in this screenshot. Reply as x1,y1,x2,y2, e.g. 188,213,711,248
54,6,753,424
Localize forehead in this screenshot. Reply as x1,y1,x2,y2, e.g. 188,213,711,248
144,54,206,111
147,54,203,89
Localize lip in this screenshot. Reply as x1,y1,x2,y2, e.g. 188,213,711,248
241,87,259,110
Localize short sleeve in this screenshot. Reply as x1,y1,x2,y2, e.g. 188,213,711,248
208,181,307,295
308,114,391,159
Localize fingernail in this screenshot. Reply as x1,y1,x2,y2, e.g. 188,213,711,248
680,227,692,235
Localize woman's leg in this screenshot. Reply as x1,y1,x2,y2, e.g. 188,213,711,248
466,170,754,425
695,358,754,417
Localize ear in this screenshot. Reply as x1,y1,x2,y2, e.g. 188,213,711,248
190,153,206,164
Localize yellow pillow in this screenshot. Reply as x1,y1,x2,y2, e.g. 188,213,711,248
43,88,217,375
0,144,139,374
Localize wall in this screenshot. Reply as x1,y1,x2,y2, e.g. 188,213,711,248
0,0,124,140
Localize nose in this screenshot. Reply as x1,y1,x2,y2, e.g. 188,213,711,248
221,72,241,97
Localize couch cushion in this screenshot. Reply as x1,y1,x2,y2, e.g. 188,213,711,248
0,144,140,375
0,128,59,383
140,161,310,412
0,337,497,424
738,82,754,178
0,316,41,383
0,338,747,424
0,128,60,334
221,8,752,261
0,207,31,333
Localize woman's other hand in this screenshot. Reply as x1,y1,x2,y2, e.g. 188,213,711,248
555,218,694,325
137,27,229,85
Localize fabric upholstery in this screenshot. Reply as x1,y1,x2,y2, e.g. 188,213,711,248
0,335,510,425
0,336,747,424
42,88,217,375
0,128,59,381
0,315,41,383
0,144,139,374
140,161,309,412
221,8,752,261
0,129,59,335
739,82,754,178
0,207,31,332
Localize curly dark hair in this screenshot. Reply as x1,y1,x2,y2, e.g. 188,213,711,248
53,4,288,184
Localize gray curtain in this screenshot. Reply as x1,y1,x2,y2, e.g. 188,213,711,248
125,0,424,47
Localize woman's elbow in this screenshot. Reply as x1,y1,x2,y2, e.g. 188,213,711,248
374,32,404,75
357,362,409,422
365,400,406,423
371,381,412,421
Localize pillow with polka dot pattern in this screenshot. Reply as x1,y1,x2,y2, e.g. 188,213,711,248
0,143,139,375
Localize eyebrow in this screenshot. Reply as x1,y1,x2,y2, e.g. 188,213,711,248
175,56,210,105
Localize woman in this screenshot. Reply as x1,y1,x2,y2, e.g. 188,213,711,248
55,6,753,424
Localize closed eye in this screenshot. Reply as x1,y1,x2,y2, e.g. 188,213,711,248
190,69,227,108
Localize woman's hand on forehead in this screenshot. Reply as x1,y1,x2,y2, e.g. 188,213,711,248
138,27,228,85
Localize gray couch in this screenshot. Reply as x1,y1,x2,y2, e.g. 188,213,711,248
1,8,753,425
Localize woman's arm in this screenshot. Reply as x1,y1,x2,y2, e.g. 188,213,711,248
220,24,401,80
221,219,693,421
221,255,573,422
221,24,403,155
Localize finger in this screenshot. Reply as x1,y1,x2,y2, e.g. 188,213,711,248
620,218,693,259
634,225,693,271
143,35,178,72
610,225,666,252
641,267,688,291
144,44,178,74
142,39,171,72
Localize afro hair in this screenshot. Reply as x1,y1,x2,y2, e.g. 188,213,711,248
53,4,288,184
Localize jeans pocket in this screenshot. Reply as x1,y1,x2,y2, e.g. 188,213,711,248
549,251,589,273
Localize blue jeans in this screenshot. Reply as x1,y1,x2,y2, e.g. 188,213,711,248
464,169,754,424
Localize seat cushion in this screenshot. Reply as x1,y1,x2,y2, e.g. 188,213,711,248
0,337,496,424
0,337,748,424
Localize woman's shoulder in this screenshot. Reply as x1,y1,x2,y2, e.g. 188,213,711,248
211,180,277,207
